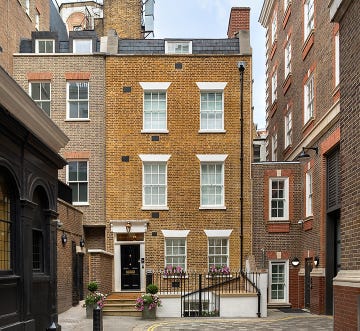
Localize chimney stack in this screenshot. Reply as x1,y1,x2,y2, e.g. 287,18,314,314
227,7,250,38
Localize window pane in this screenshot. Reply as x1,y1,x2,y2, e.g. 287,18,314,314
31,83,40,99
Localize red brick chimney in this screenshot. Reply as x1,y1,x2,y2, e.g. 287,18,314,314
227,7,250,38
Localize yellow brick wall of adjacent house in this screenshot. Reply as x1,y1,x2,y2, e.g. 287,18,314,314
105,55,253,272
103,0,143,38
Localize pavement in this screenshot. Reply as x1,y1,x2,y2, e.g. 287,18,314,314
58,302,334,331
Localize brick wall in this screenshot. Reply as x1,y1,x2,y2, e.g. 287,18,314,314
263,1,337,161
57,199,85,313
310,275,325,314
227,7,250,38
13,55,106,229
0,0,50,75
103,0,143,39
334,285,360,331
88,251,113,295
105,54,253,273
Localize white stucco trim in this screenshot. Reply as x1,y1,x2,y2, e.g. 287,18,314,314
196,154,228,162
139,154,171,162
161,230,190,238
333,270,360,288
87,249,114,256
204,229,232,238
196,82,227,91
139,82,171,90
110,220,148,233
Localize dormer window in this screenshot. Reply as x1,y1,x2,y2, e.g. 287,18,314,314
73,39,92,54
35,39,55,53
165,41,192,54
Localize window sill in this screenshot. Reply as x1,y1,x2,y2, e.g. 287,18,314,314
198,130,226,134
302,30,314,60
73,202,89,206
141,129,169,134
302,117,314,132
162,274,188,279
206,274,232,279
142,206,169,211
65,119,90,122
199,206,226,210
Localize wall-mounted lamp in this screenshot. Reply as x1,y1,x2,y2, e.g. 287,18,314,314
126,221,132,234
314,256,320,267
61,231,67,245
291,257,300,267
297,147,318,161
79,237,85,248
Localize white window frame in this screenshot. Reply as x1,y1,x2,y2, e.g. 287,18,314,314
271,133,277,161
304,74,314,124
208,237,229,270
284,0,290,12
197,154,227,209
140,82,171,133
139,154,171,210
25,0,30,15
165,41,192,54
271,71,277,104
35,39,55,53
269,260,289,303
66,160,89,206
304,0,314,40
335,31,340,87
66,81,89,120
271,15,277,44
196,82,227,133
73,39,92,54
284,40,291,78
164,238,187,271
35,10,40,31
269,177,289,220
285,111,292,148
29,81,51,116
306,171,313,217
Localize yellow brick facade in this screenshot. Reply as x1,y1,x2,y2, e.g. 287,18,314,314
105,55,253,277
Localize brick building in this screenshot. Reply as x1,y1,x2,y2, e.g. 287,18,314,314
258,0,341,314
330,0,360,329
105,30,253,291
0,0,50,75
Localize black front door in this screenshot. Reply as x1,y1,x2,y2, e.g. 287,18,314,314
121,245,140,290
305,258,313,309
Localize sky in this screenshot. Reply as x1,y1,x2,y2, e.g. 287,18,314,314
152,0,266,129
53,0,266,129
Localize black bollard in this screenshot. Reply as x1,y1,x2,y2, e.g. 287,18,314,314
93,306,103,331
46,322,57,331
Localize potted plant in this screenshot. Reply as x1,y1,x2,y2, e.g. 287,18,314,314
83,282,107,319
135,284,161,320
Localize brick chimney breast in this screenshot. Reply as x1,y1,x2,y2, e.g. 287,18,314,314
227,7,250,38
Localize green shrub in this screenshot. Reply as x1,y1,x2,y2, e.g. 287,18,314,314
87,281,98,292
146,284,158,294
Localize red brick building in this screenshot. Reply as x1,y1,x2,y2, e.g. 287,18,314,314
330,1,360,329
257,0,341,314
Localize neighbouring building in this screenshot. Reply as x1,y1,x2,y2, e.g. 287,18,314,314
105,6,253,298
14,29,108,293
0,0,51,75
330,0,360,329
258,0,341,314
0,66,68,330
253,127,267,162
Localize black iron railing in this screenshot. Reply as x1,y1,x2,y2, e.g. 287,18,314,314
147,271,261,317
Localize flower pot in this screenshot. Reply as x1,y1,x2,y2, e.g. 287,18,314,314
86,304,96,319
142,305,156,320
